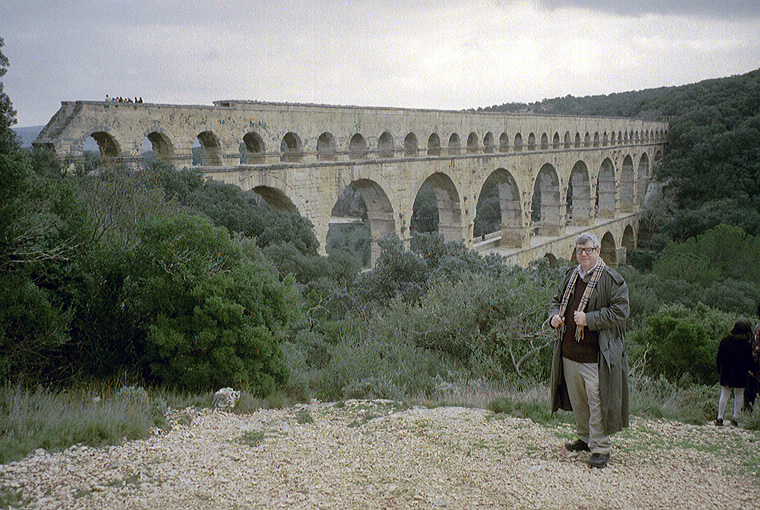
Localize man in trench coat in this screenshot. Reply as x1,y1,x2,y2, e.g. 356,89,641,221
548,232,630,469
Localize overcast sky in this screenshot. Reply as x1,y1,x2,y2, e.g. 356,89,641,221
2,0,759,127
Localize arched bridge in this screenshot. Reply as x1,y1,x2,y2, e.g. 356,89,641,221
34,100,668,266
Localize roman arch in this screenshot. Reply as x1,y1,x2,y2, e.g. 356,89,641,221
34,100,668,266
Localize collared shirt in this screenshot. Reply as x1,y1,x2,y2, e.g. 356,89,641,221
577,259,600,280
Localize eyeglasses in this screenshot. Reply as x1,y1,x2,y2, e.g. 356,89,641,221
576,247,597,255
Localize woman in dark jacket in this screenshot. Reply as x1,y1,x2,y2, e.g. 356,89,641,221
715,318,754,426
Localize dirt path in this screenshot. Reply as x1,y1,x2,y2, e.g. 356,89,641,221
1,400,758,509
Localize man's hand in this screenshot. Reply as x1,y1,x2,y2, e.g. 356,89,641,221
574,310,587,326
551,314,565,328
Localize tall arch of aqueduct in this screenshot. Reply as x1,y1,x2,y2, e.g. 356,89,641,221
34,100,668,267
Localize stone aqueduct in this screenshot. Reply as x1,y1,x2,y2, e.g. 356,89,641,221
34,100,668,266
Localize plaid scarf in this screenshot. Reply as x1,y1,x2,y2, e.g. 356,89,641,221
557,258,606,342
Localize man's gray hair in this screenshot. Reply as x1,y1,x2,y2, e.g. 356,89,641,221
575,232,600,248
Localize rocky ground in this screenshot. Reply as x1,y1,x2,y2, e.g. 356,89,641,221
1,400,759,509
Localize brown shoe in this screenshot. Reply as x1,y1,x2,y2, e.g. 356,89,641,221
588,453,609,468
564,439,590,452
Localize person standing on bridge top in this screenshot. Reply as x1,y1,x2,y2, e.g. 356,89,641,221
548,232,630,469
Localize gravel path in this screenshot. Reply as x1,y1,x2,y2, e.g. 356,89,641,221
1,400,759,509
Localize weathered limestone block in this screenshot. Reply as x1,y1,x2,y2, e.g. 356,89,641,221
213,388,241,410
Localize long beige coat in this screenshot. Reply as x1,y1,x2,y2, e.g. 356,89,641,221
548,265,630,435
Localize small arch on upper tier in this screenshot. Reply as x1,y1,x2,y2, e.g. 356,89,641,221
317,132,337,161
448,133,461,155
499,132,509,152
195,131,222,166
378,131,394,158
404,132,419,157
86,131,121,159
467,131,479,153
242,131,265,164
280,132,303,162
142,130,174,164
427,133,441,156
514,133,523,151
349,133,368,160
483,132,495,153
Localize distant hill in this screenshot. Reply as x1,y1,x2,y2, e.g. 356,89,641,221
12,125,44,148
479,68,760,121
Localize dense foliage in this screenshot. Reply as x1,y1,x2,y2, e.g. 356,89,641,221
0,37,16,155
0,47,300,391
0,154,300,392
629,303,734,386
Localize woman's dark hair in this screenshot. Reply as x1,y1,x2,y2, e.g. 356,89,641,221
731,318,753,338
756,301,760,318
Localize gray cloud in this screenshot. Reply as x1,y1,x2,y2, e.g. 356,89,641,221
536,0,760,19
2,0,759,127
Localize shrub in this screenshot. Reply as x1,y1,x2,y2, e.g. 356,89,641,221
701,279,760,316
652,251,719,286
116,385,150,407
653,224,760,286
0,274,72,380
629,303,733,385
317,314,459,401
128,214,297,393
379,271,553,380
145,164,319,256
0,151,93,383
353,234,429,308
629,373,717,424
487,396,554,424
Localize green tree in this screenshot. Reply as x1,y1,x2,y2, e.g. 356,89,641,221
394,271,554,379
146,163,319,255
353,234,429,307
129,214,297,392
653,224,760,286
0,36,18,154
0,67,94,381
630,303,733,385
